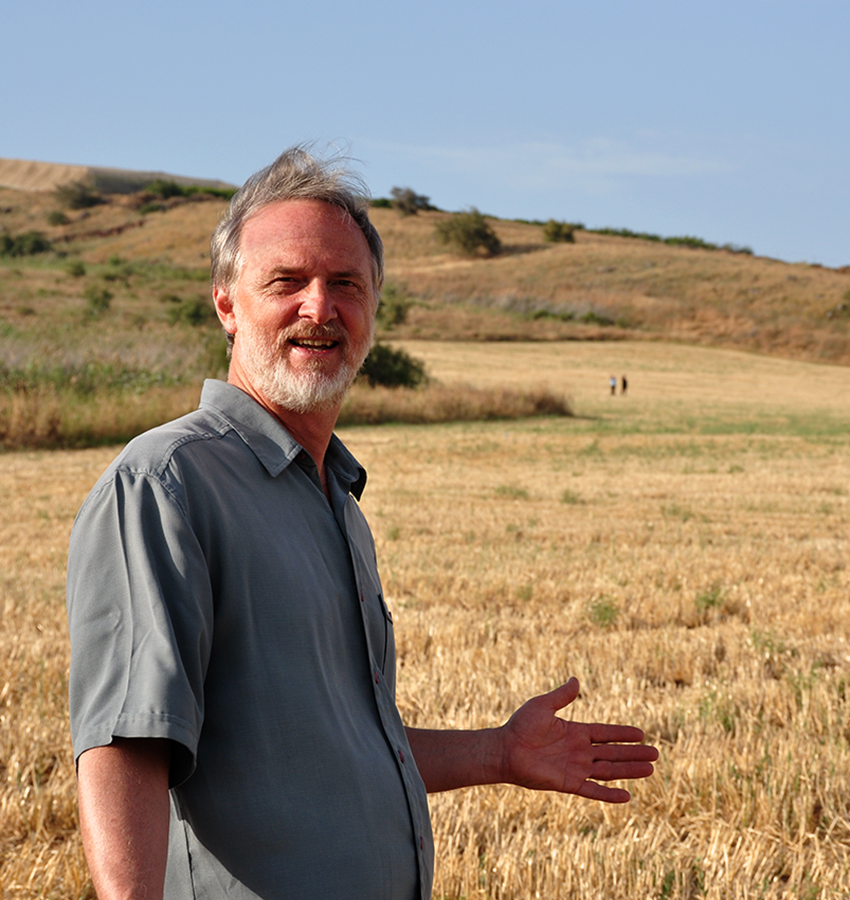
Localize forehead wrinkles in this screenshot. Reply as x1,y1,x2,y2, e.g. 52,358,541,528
232,200,380,300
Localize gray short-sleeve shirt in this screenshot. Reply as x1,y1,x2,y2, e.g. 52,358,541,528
67,380,433,899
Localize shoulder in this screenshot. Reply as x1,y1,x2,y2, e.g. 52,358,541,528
77,406,237,519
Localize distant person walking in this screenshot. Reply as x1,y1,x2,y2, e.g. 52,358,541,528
621,375,628,395
610,375,617,396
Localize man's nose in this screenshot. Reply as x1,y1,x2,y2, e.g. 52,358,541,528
297,280,337,324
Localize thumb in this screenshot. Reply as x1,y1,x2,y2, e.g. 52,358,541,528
541,677,580,713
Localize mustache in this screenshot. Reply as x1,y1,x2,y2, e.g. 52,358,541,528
278,323,348,344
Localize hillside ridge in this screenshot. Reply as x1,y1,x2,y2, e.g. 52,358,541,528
0,156,235,194
1,160,849,367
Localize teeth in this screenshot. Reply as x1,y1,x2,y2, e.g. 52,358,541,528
293,339,335,348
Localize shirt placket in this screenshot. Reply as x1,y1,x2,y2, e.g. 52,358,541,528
343,496,435,900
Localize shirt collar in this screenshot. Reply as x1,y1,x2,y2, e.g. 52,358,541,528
198,379,367,499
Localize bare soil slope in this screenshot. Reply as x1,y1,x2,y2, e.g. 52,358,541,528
0,157,234,194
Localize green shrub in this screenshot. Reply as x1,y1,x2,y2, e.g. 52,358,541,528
0,230,52,257
589,225,754,255
542,220,576,243
370,197,392,209
665,235,718,251
389,186,434,216
579,310,614,326
358,343,427,388
84,285,112,317
55,180,103,210
66,261,87,278
141,179,237,202
144,179,185,199
47,210,70,226
593,226,663,243
167,296,216,326
377,283,412,328
434,208,502,257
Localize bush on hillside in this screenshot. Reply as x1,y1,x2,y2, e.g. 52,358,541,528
590,225,754,255
84,285,112,317
390,186,434,216
167,296,217,326
579,310,615,326
0,231,52,257
141,180,237,202
358,343,427,388
434,208,502,258
55,180,103,210
377,282,412,328
144,179,185,200
542,220,576,243
47,210,70,226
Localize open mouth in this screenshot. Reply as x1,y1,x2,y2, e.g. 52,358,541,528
288,338,339,351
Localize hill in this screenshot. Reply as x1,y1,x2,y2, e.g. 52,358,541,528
0,156,235,194
1,162,850,368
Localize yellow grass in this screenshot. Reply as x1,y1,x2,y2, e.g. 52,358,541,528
2,342,849,898
0,385,205,450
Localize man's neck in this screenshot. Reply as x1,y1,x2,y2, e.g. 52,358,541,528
225,368,340,496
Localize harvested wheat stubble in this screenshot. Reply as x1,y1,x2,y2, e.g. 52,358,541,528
2,342,849,898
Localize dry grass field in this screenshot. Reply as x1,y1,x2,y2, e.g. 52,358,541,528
1,341,849,898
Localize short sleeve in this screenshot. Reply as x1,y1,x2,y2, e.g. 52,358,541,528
67,467,213,786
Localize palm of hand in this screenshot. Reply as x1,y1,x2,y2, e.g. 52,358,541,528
502,679,658,803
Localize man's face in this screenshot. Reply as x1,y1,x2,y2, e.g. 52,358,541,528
216,199,377,414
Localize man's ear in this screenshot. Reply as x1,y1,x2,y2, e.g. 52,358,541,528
213,285,237,335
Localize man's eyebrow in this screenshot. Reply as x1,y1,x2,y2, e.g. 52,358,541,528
262,265,368,281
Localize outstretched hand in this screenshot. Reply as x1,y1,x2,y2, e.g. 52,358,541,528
499,678,658,803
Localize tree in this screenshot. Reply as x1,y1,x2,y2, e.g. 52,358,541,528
542,220,576,243
54,180,103,210
434,208,502,257
358,343,427,388
390,186,433,216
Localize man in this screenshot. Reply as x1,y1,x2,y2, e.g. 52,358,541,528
67,146,658,900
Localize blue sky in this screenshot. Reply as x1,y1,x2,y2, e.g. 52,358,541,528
3,1,848,266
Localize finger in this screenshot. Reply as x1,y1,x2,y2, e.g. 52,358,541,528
540,678,580,713
587,723,647,744
591,743,660,763
590,760,656,781
578,781,632,804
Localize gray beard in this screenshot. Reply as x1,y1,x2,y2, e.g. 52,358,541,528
237,321,374,414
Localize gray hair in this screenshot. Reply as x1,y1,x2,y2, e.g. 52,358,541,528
210,144,384,299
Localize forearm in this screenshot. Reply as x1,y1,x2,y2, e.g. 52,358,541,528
405,681,658,802
77,738,171,900
405,726,507,793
